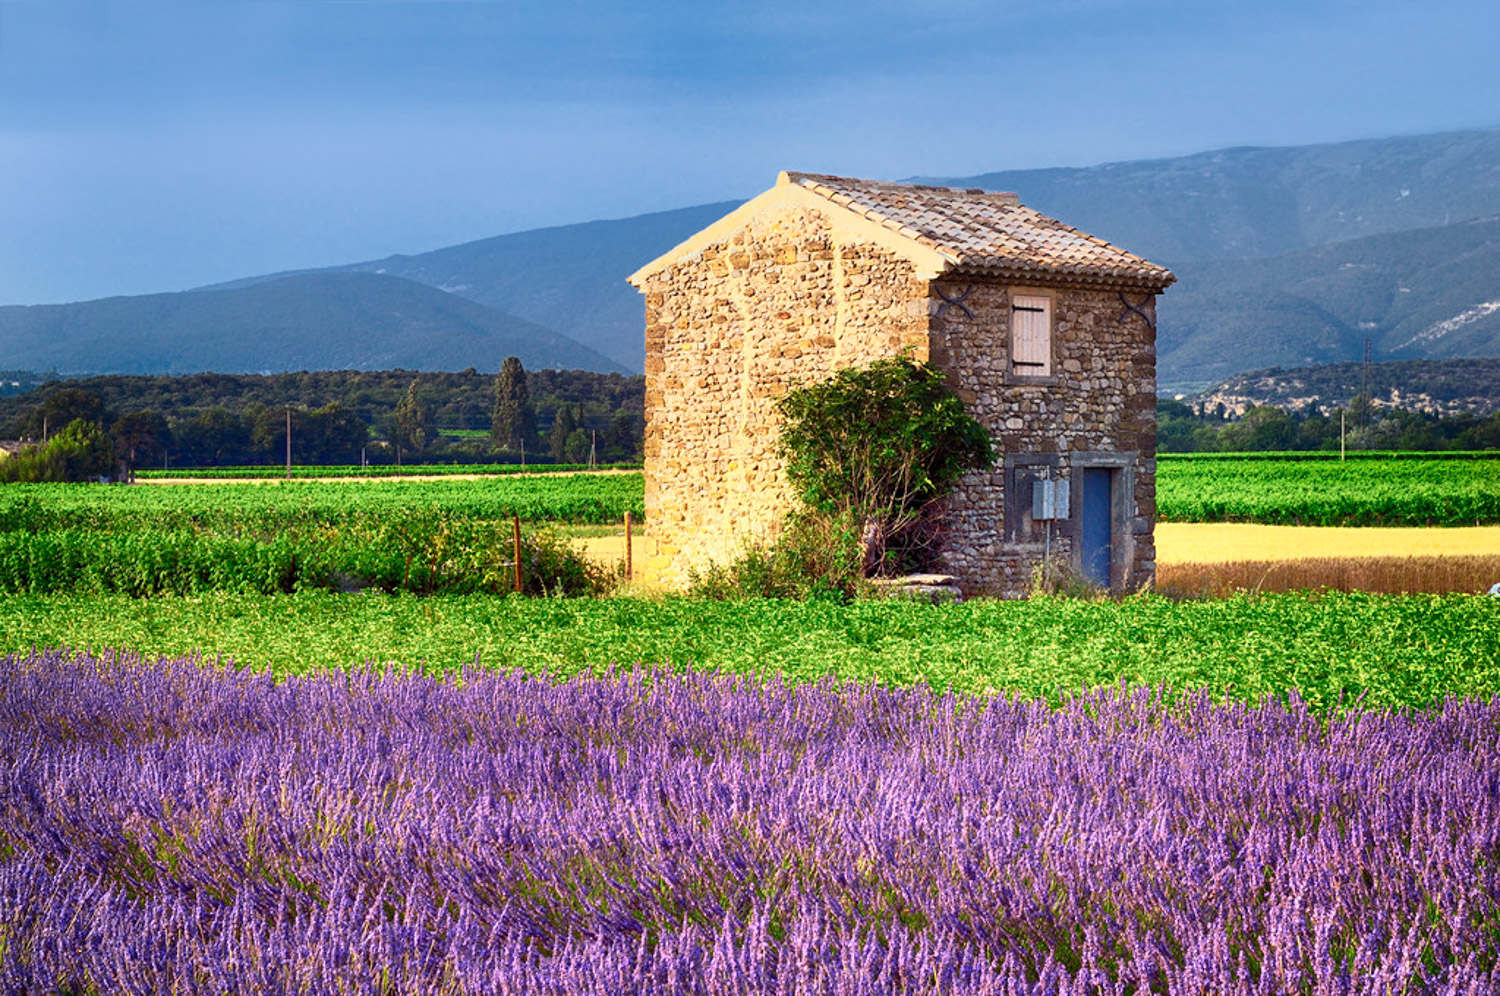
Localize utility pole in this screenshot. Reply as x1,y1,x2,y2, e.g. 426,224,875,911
1360,339,1372,432
285,407,292,480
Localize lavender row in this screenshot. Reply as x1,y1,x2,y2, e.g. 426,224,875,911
3,650,1497,994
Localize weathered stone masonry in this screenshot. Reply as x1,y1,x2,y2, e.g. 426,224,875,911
638,208,931,584
929,282,1158,593
630,172,1173,594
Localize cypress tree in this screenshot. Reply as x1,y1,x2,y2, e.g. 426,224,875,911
393,380,430,453
491,356,535,452
548,405,577,463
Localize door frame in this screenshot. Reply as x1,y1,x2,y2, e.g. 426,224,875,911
1068,451,1135,589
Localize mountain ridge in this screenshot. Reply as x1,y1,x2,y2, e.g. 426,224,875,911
919,127,1500,262
0,271,625,376
1158,213,1500,389
197,201,741,372
11,126,1500,383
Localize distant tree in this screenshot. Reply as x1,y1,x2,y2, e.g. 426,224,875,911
1347,393,1375,432
547,405,577,462
22,387,109,440
302,402,370,463
0,419,115,483
491,356,536,453
1156,398,1195,420
1155,399,1200,453
394,380,431,453
603,410,644,462
1459,412,1500,449
248,404,290,462
1218,405,1297,451
111,410,170,479
563,427,592,464
175,407,251,466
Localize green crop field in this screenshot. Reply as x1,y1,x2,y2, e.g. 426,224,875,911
7,590,1497,711
0,475,641,531
5,453,1499,597
0,476,641,596
121,452,1500,528
1157,453,1500,526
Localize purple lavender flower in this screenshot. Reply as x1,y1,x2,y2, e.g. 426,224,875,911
1,650,1496,993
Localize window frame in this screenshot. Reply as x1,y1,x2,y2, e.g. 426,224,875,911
1007,288,1057,384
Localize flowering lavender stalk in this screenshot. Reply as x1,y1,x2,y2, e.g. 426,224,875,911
2,649,1496,994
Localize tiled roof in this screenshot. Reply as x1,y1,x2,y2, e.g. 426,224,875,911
784,171,1175,291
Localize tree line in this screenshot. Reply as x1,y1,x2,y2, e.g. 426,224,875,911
0,362,645,478
1158,397,1500,452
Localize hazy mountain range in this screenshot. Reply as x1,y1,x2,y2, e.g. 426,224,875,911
4,127,1500,391
0,273,625,376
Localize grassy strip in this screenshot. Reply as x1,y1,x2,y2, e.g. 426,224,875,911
22,459,1500,530
137,462,641,479
6,591,1497,710
1158,450,1500,462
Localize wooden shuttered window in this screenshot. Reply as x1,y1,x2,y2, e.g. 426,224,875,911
1011,295,1052,376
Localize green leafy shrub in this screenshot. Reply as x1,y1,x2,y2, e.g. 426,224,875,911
690,358,996,600
695,358,993,598
0,419,116,483
777,357,993,576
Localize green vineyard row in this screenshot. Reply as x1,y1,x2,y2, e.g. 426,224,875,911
7,591,1497,712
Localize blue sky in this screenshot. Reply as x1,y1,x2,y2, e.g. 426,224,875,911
2,0,1496,304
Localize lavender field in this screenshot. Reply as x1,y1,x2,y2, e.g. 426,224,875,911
3,650,1497,994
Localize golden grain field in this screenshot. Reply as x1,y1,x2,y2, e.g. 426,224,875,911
576,524,1500,596
1155,523,1500,562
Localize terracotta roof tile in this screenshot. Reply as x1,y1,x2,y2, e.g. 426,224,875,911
784,171,1175,291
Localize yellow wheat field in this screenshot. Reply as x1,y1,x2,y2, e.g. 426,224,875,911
578,524,1500,595
1155,523,1500,563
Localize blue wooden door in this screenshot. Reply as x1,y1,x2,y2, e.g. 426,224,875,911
1081,468,1113,586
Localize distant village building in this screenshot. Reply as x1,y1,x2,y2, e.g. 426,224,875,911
628,171,1175,595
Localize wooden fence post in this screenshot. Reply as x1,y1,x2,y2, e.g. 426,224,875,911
624,511,633,581
512,515,522,594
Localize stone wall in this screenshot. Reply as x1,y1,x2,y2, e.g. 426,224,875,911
929,281,1159,595
638,205,930,586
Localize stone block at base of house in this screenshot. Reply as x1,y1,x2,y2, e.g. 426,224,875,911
866,574,964,603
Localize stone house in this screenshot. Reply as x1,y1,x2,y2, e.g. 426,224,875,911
627,171,1175,595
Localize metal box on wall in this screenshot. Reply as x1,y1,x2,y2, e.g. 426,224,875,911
1031,478,1070,521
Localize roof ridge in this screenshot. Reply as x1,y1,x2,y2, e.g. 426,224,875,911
631,171,1175,291
782,170,1019,202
